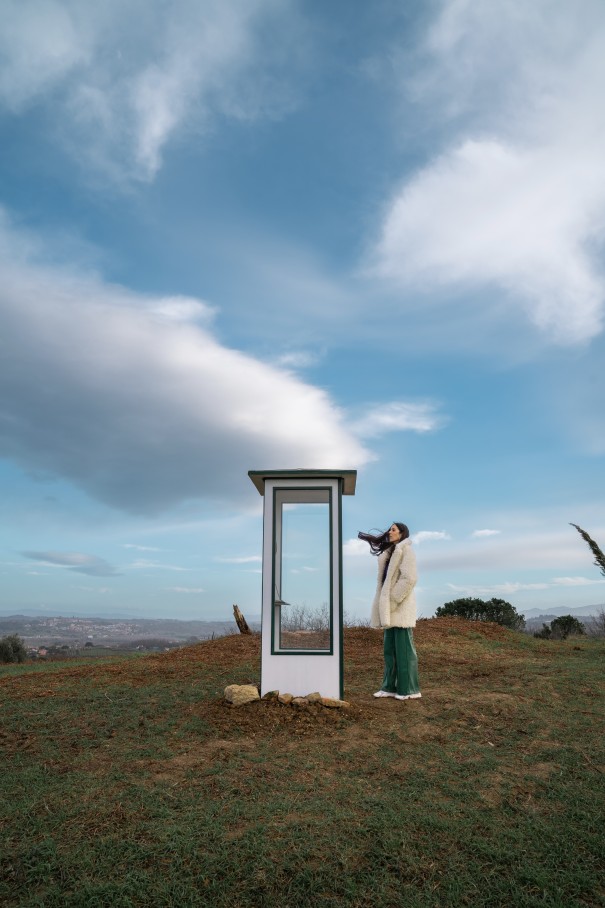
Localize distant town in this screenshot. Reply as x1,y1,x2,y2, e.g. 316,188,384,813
0,614,261,659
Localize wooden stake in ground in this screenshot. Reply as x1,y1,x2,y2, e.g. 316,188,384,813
233,604,251,635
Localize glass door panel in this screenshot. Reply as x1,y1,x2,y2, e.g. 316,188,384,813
274,490,331,652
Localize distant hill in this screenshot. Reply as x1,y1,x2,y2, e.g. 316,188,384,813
0,614,261,648
520,603,603,633
521,604,603,619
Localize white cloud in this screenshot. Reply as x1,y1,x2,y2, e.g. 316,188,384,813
373,0,605,345
148,298,216,325
472,529,500,538
343,538,368,558
0,0,92,111
552,576,605,587
447,582,549,596
126,560,188,572
21,550,119,577
413,531,451,544
0,212,370,515
447,575,605,596
0,0,306,181
273,351,320,370
123,544,162,552
419,527,603,573
352,401,445,438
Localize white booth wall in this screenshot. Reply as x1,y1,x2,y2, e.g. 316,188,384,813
260,476,343,699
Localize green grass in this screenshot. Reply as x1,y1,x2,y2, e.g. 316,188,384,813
1,622,603,907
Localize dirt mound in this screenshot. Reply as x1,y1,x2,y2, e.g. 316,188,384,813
0,633,261,698
160,631,260,666
0,618,516,699
344,617,513,659
167,617,512,667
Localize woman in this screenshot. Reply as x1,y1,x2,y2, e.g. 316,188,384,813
358,522,421,701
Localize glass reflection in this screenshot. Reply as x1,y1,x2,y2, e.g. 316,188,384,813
274,494,331,651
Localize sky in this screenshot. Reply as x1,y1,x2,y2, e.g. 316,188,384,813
1,0,604,623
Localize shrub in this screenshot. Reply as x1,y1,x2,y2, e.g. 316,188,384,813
534,623,552,640
436,597,525,630
534,615,586,640
0,634,27,664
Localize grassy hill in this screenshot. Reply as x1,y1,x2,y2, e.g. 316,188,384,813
1,619,603,907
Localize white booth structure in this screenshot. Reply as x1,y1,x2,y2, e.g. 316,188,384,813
248,469,357,700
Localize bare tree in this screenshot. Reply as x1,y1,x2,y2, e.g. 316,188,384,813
586,608,605,638
281,602,329,632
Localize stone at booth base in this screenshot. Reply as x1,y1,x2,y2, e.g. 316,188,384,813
277,692,350,709
262,690,279,701
224,686,350,710
224,684,260,707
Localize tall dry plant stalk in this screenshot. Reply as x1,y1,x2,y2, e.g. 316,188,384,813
570,523,605,577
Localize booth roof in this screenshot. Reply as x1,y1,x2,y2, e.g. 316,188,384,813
248,470,357,496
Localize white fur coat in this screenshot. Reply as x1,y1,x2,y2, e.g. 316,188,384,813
370,538,417,629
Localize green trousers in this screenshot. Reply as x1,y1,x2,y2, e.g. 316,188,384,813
382,627,420,696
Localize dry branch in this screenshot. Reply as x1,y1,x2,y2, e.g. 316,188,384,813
233,604,252,635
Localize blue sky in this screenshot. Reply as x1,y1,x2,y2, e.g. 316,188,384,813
1,0,604,622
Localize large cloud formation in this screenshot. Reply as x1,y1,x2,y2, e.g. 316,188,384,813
0,0,305,181
0,218,370,514
374,0,605,345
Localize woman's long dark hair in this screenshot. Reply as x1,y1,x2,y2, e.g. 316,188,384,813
357,522,409,556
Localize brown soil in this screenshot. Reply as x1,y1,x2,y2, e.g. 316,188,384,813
0,617,520,744
278,629,331,650
2,617,589,800
1,617,512,691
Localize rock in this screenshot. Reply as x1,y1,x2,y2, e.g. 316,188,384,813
291,697,309,708
278,693,293,705
306,692,322,703
320,697,350,709
224,684,260,707
262,690,279,700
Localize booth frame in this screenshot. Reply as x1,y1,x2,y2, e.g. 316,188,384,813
249,470,356,700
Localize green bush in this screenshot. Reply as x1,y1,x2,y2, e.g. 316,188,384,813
535,615,585,640
436,596,525,630
0,634,27,664
534,623,552,640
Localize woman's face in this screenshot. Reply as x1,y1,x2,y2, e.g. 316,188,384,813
388,524,403,543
